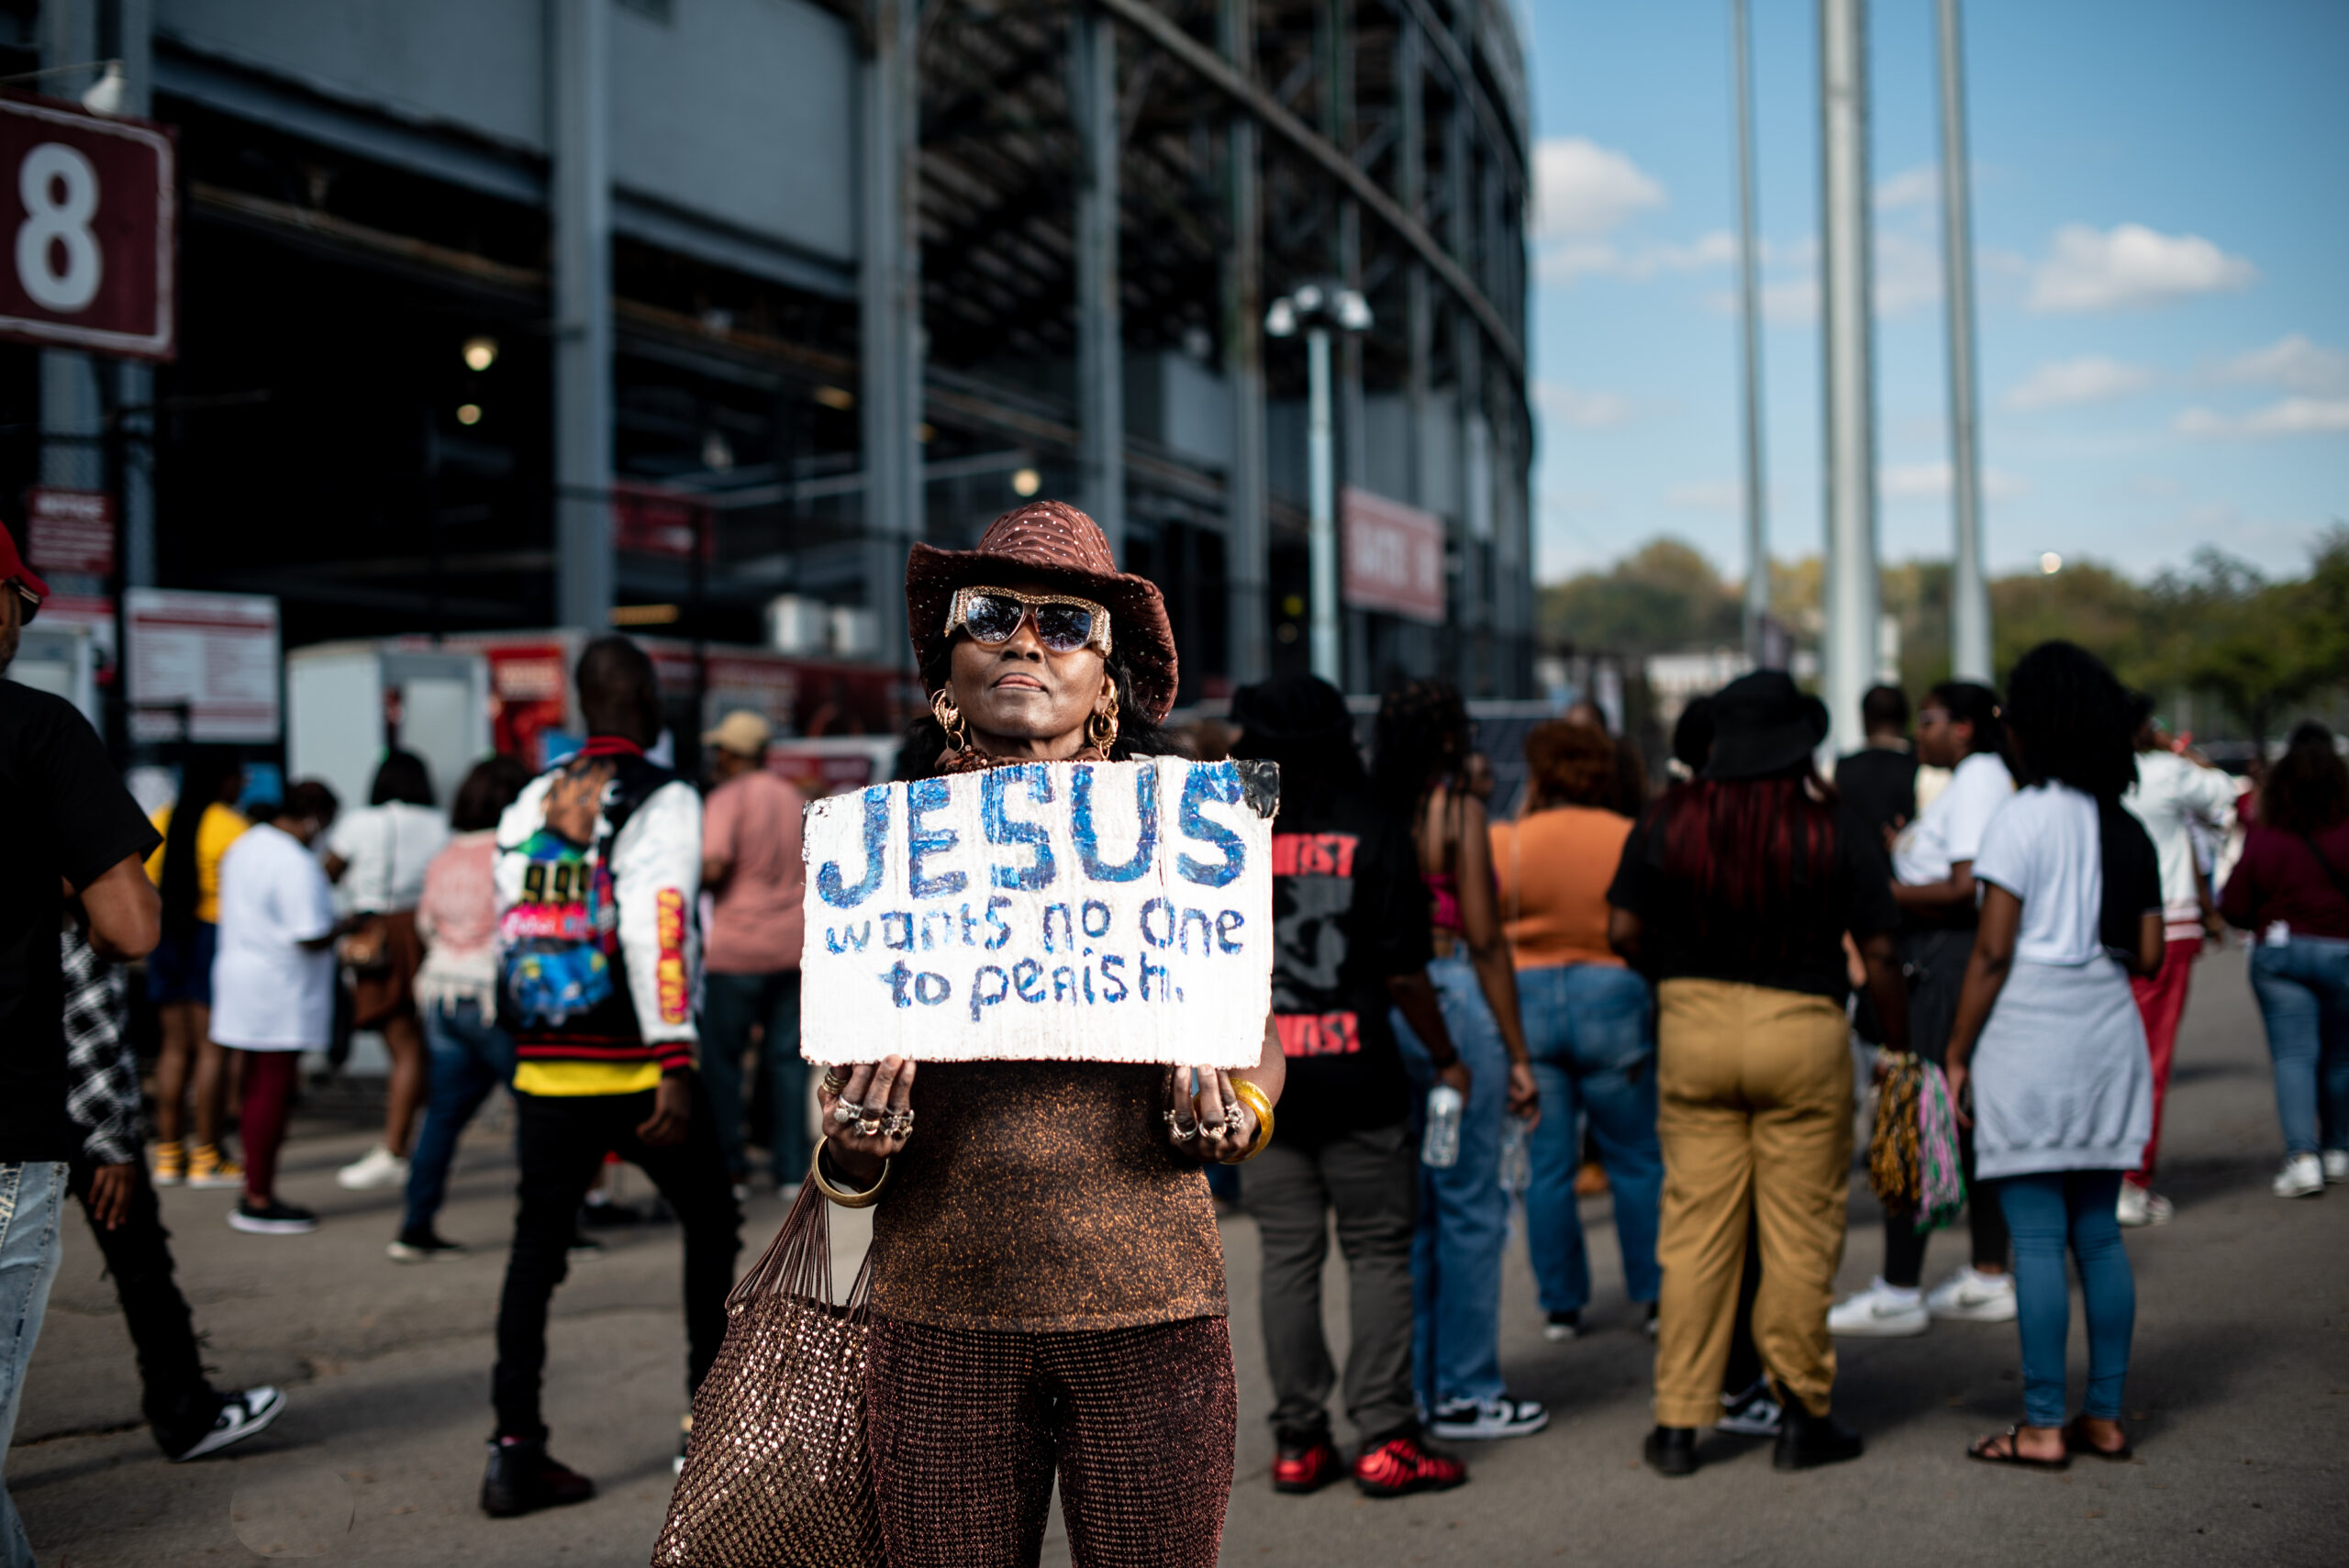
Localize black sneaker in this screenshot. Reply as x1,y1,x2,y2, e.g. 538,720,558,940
387,1229,466,1263
228,1199,317,1235
163,1385,285,1462
1543,1310,1582,1342
1715,1378,1784,1438
1773,1390,1864,1471
1642,1301,1659,1339
567,1230,606,1258
1643,1425,1698,1477
481,1437,596,1518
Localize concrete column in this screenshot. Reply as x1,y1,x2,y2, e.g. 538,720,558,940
1069,5,1124,555
1444,92,1482,688
39,0,103,503
551,0,613,632
1219,0,1268,684
860,0,922,670
1819,0,1879,754
1397,20,1431,514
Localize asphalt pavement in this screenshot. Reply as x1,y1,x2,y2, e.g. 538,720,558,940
11,942,2346,1566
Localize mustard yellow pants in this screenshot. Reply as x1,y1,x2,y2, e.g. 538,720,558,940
1651,978,1854,1428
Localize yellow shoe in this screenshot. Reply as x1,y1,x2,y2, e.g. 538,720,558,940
187,1144,246,1191
151,1140,186,1187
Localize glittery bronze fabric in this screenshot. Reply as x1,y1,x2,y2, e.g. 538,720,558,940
870,1061,1228,1331
865,1315,1236,1568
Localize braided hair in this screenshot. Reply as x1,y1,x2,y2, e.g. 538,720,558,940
1371,679,1472,815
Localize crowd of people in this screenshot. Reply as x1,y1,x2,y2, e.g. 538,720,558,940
5,496,2348,1562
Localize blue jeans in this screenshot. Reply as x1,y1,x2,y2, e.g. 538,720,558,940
1997,1170,2132,1429
403,1000,517,1236
1392,955,1510,1408
2246,936,2349,1157
700,970,807,1184
1518,962,1664,1315
1,1162,66,1568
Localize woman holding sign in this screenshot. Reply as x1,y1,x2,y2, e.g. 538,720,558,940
812,500,1285,1568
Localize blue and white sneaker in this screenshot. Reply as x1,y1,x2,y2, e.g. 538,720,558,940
1429,1396,1549,1440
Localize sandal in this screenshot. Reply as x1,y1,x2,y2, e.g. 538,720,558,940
1965,1426,2071,1471
2061,1416,2133,1461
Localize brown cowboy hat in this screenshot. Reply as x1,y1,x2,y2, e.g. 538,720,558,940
904,499,1180,721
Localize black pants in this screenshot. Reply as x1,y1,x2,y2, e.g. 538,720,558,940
1884,926,2009,1286
490,1081,741,1441
66,1157,217,1451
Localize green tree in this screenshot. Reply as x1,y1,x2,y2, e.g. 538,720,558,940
1539,537,1741,654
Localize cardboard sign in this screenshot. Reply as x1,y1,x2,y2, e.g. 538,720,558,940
800,758,1278,1068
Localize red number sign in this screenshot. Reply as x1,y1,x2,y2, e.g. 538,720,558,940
0,92,175,361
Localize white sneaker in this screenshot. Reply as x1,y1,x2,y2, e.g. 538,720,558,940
2273,1153,2324,1199
2324,1150,2349,1184
1428,1396,1550,1440
1827,1279,1929,1338
2115,1184,2173,1228
337,1144,409,1191
1924,1266,2017,1323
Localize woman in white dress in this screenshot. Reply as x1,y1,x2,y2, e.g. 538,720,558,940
1943,642,2164,1470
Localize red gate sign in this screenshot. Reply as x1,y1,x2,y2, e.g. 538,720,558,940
27,486,114,575
1341,487,1446,625
0,93,175,360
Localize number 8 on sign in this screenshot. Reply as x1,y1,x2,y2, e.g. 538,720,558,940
17,142,102,313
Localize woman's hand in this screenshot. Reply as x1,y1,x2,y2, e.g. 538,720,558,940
1163,1066,1257,1163
1506,1061,1541,1129
818,1056,917,1186
86,1162,135,1230
1943,1060,1972,1129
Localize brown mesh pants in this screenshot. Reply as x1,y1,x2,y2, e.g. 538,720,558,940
865,1315,1236,1568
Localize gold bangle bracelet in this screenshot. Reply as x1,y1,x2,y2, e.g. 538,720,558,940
1225,1079,1275,1163
810,1136,890,1208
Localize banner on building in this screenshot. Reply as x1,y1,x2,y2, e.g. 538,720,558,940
0,93,174,360
26,487,114,575
799,758,1278,1068
126,588,279,741
1341,486,1446,624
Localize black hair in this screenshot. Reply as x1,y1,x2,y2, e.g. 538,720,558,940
275,778,340,828
576,635,662,744
1671,696,1715,773
1860,684,1909,733
1371,679,1471,814
2124,690,2157,737
2001,642,2136,802
450,755,532,832
159,747,241,932
893,642,1177,782
370,748,436,807
1925,680,2005,759
2265,724,2348,836
1228,673,1364,826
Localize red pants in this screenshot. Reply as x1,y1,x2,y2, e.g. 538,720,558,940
235,1049,301,1200
2127,939,2201,1186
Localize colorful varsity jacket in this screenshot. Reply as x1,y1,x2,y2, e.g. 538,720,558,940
494,738,702,1096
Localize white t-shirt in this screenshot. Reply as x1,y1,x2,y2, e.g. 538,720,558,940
211,822,340,1050
1971,783,2107,967
1892,751,2013,885
326,801,451,913
2122,748,2238,930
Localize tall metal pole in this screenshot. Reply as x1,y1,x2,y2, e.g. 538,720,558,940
859,0,922,669
1819,0,1879,756
1306,325,1340,684
1937,0,1991,682
1732,0,1770,662
1219,0,1270,684
551,0,612,632
1071,4,1125,556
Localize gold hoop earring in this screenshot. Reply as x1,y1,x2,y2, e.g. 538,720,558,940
931,688,969,753
1086,687,1120,751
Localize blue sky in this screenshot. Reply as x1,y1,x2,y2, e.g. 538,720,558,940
1520,0,2349,586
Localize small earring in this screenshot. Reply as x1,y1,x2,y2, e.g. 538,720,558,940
931,689,969,753
1086,688,1120,751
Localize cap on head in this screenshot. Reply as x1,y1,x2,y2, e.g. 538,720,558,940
0,521,49,604
702,708,773,759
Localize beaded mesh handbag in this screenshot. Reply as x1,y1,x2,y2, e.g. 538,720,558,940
651,1174,884,1567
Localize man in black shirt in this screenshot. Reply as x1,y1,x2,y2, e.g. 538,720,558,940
1834,684,1919,842
1230,675,1469,1501
0,527,162,1558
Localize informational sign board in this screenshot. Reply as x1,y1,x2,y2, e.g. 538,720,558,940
0,93,175,360
1341,486,1447,624
125,588,279,741
799,758,1278,1068
26,486,114,575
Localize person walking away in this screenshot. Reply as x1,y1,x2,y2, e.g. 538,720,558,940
483,637,740,1517
391,757,532,1261
1831,682,2016,1337
0,534,164,1565
61,922,285,1458
2118,695,2239,1223
325,751,451,1192
1943,641,2161,1469
2218,722,2349,1197
141,747,249,1190
695,709,809,1195
1609,671,1907,1477
1491,719,1661,1346
1230,673,1468,1496
211,783,346,1236
1834,684,1920,841
1372,681,1543,1441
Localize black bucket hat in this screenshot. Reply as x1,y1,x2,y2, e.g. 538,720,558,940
1702,670,1830,781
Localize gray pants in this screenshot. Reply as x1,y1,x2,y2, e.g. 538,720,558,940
1251,1122,1418,1445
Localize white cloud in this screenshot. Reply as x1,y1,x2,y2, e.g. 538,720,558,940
1876,164,1937,211
1531,138,1664,239
2221,334,2349,395
1666,481,1742,511
2027,223,2254,313
2173,398,2349,439
1534,380,1635,428
1710,230,1935,323
1881,462,2030,502
1538,229,1734,287
2005,355,2156,411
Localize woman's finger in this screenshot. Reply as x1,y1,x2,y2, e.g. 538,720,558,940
841,1062,877,1106
884,1057,916,1112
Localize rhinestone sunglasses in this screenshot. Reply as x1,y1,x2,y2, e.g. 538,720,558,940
943,585,1113,656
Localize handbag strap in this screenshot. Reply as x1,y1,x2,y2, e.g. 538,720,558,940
729,1169,874,1317
2299,832,2349,907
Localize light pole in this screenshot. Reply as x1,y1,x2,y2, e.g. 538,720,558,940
1936,0,1991,682
1819,0,1879,757
1732,0,1771,664
1267,281,1371,686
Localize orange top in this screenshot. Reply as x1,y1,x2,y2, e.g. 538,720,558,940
1491,806,1633,971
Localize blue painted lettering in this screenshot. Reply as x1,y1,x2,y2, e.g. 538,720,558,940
906,778,966,898
1073,763,1157,882
1139,897,1175,950
913,971,952,1006
1176,762,1246,887
1215,910,1246,953
968,963,1008,1020
982,764,1056,890
816,788,890,907
1012,958,1045,1003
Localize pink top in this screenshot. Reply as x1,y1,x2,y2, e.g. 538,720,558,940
416,831,500,1012
704,769,807,974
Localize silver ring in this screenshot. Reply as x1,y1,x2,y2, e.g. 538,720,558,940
1170,1118,1198,1141
832,1103,864,1126
884,1109,914,1138
1220,1099,1242,1130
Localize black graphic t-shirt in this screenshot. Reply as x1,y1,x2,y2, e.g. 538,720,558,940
1267,789,1431,1144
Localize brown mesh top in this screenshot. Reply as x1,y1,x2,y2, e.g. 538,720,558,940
869,1059,1229,1332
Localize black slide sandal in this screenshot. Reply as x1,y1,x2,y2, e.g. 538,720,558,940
2062,1417,2134,1461
1966,1427,2072,1471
